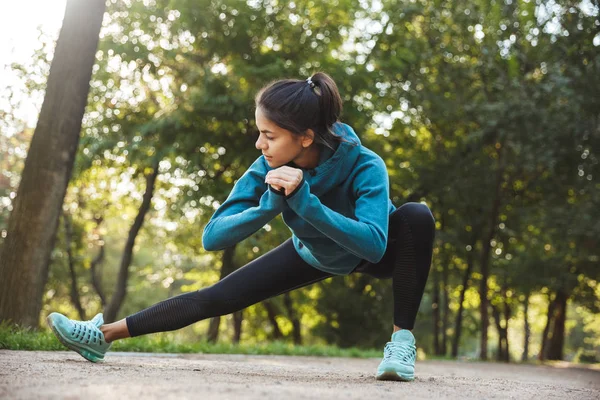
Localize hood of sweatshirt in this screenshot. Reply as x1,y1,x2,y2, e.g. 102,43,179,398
272,122,362,196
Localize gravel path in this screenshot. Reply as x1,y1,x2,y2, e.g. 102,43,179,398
1,350,599,399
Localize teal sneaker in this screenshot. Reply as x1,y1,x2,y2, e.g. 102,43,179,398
376,330,417,381
47,312,111,363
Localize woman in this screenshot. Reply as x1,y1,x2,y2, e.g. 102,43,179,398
48,72,435,382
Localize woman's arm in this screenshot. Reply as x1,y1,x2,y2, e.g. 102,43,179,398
286,158,390,263
202,158,286,251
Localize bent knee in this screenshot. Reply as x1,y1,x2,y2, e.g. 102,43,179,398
395,202,435,227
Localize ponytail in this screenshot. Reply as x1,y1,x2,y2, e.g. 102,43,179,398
255,72,356,151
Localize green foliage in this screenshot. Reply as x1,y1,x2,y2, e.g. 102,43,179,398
0,322,65,351
0,322,380,358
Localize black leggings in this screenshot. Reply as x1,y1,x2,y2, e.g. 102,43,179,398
126,202,435,336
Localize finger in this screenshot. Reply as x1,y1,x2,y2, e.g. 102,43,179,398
266,177,291,186
269,168,302,182
278,166,301,173
271,166,299,175
267,178,295,194
266,178,284,189
273,172,302,186
277,166,303,178
266,174,293,185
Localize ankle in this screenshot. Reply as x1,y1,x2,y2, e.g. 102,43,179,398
100,319,130,343
99,325,114,343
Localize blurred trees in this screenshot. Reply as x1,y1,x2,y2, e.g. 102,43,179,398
0,0,598,362
0,0,106,327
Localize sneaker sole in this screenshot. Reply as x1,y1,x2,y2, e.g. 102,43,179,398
376,371,415,382
46,315,105,363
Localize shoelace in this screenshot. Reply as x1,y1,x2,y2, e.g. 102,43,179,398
382,342,416,363
71,320,104,345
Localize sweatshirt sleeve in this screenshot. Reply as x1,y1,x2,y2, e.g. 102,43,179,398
286,157,389,263
202,158,286,251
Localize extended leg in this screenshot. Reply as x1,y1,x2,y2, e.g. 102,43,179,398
124,238,333,337
48,239,332,361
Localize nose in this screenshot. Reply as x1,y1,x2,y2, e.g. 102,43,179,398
255,135,266,150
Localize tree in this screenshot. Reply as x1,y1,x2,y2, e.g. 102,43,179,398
0,0,106,327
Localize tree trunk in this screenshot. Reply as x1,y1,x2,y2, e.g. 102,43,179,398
479,147,505,360
546,290,567,361
283,292,302,345
104,161,160,322
441,259,449,356
206,312,221,343
452,247,474,358
63,212,85,320
492,304,503,361
263,301,284,340
522,292,530,362
90,242,107,307
232,311,243,343
538,294,556,361
88,216,107,306
503,289,511,362
0,0,106,328
432,265,441,355
492,300,510,362
207,245,237,343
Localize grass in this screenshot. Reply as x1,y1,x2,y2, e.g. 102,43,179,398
0,321,381,358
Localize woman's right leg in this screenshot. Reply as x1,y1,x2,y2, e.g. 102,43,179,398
109,238,333,340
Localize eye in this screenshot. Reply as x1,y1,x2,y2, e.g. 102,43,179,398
266,136,274,141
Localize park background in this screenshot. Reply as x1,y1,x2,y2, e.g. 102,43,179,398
0,0,598,364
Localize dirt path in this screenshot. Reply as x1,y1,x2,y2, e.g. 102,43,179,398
1,350,598,399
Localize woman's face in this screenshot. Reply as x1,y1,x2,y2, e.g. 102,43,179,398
254,107,306,168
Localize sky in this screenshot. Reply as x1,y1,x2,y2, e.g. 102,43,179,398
0,0,67,127
0,1,66,64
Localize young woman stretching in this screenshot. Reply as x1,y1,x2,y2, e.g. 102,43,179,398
48,72,435,382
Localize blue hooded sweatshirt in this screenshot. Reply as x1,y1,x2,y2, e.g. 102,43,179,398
202,122,396,275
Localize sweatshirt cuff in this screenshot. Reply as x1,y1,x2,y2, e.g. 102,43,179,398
268,184,286,196
268,177,306,199
285,179,310,209
262,185,287,212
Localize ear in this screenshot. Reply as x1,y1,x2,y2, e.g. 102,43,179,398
301,129,315,148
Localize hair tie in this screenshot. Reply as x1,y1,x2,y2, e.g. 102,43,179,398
306,77,315,89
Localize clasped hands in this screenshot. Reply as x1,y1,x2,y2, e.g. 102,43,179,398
265,166,303,196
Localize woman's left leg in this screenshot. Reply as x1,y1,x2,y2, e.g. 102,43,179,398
353,202,435,330
352,202,435,381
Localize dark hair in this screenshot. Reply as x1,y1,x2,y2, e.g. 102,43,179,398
255,72,355,150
